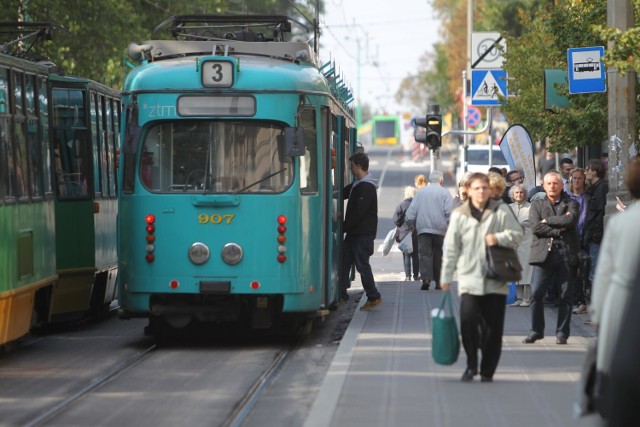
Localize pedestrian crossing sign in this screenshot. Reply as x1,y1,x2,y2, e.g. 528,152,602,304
471,69,507,106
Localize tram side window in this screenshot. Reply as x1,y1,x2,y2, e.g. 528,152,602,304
140,121,293,194
90,93,102,197
0,69,8,200
330,115,338,188
51,88,90,199
106,98,117,197
25,74,43,198
299,107,317,194
38,77,51,195
13,71,29,198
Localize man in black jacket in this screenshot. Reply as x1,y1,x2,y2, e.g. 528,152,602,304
523,171,580,345
340,152,382,311
583,159,608,288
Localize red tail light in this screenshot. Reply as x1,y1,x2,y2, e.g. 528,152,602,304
145,214,156,263
277,215,287,263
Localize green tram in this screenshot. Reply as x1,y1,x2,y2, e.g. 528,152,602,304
0,25,120,346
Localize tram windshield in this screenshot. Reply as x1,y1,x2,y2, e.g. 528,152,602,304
139,121,293,194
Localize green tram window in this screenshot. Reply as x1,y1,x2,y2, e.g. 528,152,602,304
25,74,43,198
51,88,90,199
38,76,51,196
12,70,28,198
0,68,8,200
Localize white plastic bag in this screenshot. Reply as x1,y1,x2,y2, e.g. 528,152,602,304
382,228,396,256
397,232,413,254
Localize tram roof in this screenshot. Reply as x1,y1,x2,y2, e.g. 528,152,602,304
123,49,329,96
135,39,318,67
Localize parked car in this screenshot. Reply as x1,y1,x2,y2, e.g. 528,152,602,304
456,144,510,184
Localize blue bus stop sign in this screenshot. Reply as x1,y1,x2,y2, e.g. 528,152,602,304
567,46,606,94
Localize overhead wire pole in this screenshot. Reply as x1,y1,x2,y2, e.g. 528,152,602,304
463,0,474,174
606,0,636,215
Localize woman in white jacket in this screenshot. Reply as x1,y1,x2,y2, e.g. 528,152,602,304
441,173,523,382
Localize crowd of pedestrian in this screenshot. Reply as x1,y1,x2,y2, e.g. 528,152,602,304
341,149,638,407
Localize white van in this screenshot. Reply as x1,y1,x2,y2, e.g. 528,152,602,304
456,145,510,185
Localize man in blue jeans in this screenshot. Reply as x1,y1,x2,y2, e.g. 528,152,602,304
340,152,382,311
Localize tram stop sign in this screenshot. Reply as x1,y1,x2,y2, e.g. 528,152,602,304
567,46,606,94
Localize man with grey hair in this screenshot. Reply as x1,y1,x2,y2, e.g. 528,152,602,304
405,170,453,290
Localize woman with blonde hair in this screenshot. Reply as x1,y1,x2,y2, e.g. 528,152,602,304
488,171,507,200
414,174,427,189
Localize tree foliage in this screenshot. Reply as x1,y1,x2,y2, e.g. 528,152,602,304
1,0,321,89
501,0,612,153
422,0,638,152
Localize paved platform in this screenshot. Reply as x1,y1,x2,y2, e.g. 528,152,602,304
305,273,601,427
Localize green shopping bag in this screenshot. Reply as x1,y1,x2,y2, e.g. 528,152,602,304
431,290,460,365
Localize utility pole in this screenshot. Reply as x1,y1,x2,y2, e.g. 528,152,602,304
606,0,637,214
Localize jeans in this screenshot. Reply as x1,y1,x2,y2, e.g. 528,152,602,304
529,246,575,337
417,233,444,286
588,242,600,284
403,231,419,278
341,234,381,301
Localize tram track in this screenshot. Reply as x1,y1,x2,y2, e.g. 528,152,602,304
19,334,298,427
221,343,296,427
23,344,158,427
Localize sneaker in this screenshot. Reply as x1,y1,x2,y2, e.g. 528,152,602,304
360,298,382,311
573,304,587,314
519,301,530,307
420,279,430,291
508,300,523,307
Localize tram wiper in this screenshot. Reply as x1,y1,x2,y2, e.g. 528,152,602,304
234,167,287,193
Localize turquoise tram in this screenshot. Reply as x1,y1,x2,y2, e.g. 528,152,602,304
0,23,120,346
117,15,358,334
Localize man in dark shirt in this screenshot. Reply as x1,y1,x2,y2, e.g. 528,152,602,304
583,159,608,287
340,152,382,311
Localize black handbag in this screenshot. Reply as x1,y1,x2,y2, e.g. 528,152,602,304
483,203,523,282
484,244,522,282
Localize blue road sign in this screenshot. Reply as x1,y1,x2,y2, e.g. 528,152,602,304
471,69,507,106
567,46,606,94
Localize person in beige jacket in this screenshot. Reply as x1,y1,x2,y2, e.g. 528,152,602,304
441,173,523,383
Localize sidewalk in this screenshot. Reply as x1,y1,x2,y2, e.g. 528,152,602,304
305,275,601,427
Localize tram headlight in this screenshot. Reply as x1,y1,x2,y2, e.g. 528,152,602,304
188,242,211,265
221,243,243,265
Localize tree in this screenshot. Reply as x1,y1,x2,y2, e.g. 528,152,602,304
2,0,322,89
594,0,640,75
501,1,616,153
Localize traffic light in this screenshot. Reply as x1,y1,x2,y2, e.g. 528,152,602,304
413,117,428,144
413,114,442,149
425,114,442,149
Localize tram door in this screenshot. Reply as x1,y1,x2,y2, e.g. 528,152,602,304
327,115,347,306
